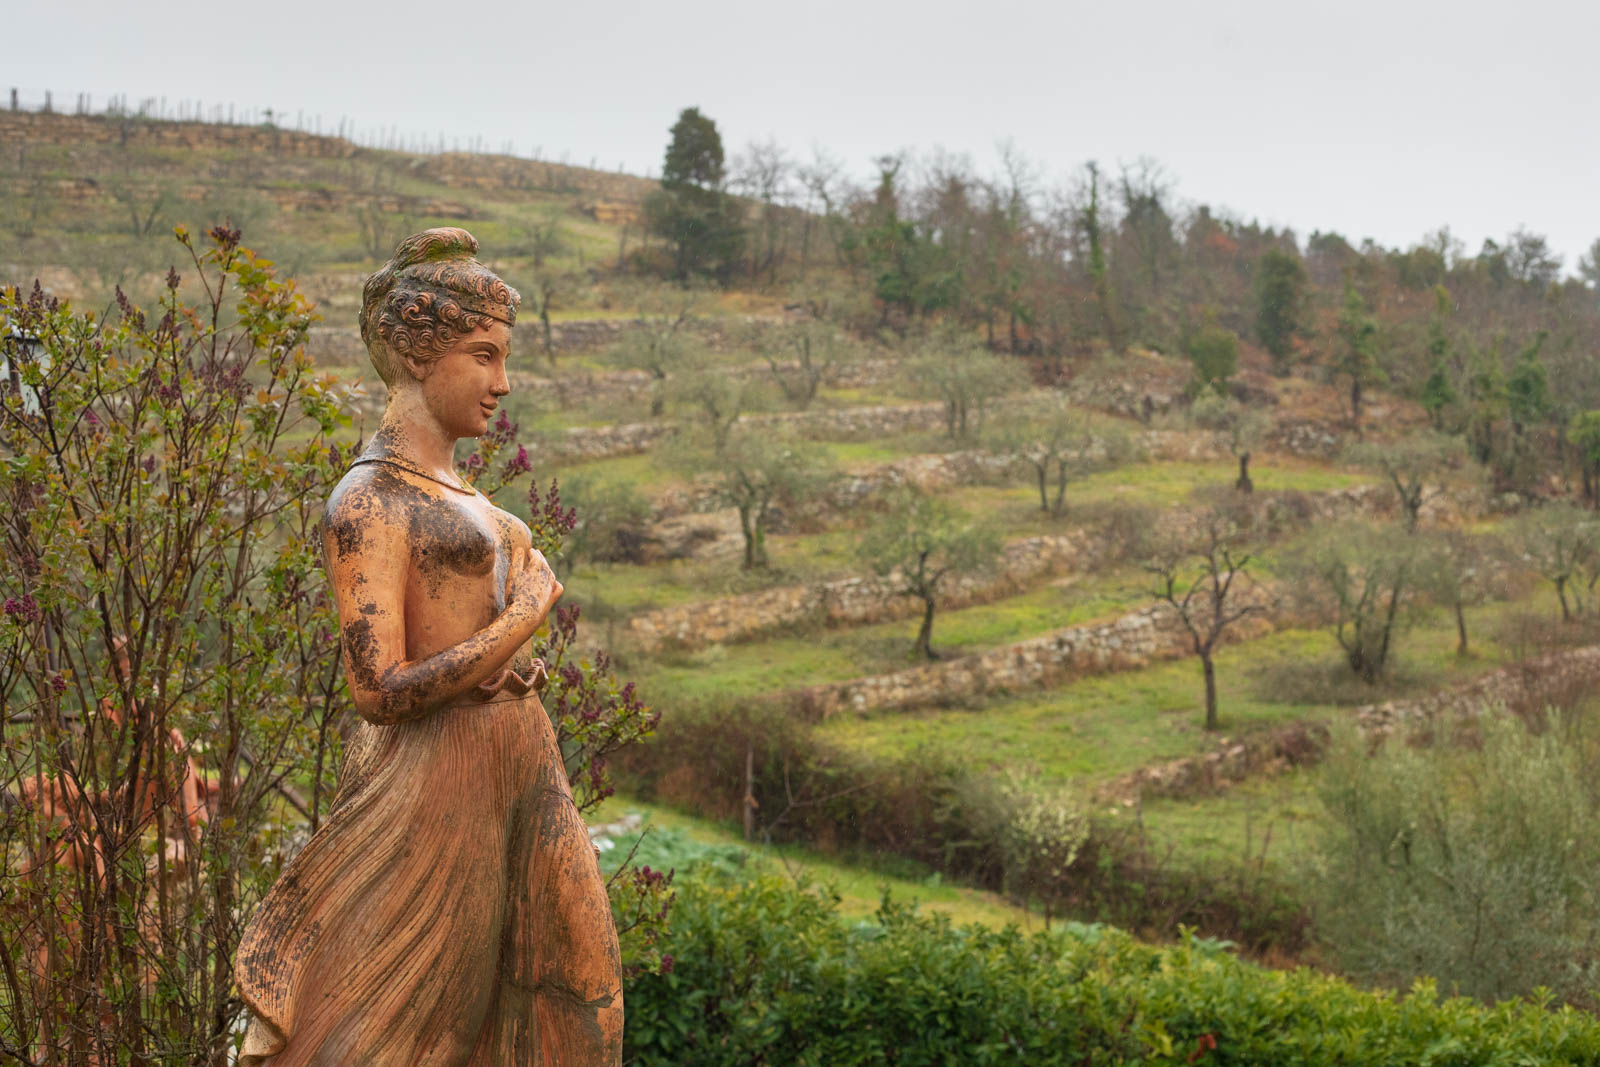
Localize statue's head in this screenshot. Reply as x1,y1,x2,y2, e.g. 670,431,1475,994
359,228,521,387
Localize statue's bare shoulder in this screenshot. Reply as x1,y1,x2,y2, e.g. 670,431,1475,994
321,464,424,563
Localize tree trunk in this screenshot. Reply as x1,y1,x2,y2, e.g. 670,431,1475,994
1454,600,1469,658
1051,462,1068,516
1235,452,1254,493
914,597,938,660
739,506,757,570
1351,378,1363,427
1558,577,1573,622
743,743,755,842
1202,654,1219,731
1036,464,1049,512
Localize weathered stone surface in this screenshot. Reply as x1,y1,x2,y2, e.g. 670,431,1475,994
787,584,1284,720
1103,642,1600,803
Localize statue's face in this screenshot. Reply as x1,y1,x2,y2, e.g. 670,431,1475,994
417,320,513,439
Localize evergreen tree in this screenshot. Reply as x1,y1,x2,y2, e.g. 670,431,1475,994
1464,342,1507,466
1420,285,1457,429
1254,248,1307,375
1081,162,1121,352
1334,278,1383,427
645,107,746,281
1183,316,1240,396
863,158,957,326
1506,331,1551,435
1421,359,1457,430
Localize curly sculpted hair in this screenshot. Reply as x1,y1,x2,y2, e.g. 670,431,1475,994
358,228,521,386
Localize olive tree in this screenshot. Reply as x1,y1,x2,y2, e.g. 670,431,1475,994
989,398,1132,517
1285,522,1429,683
666,425,833,570
907,332,1029,440
755,318,851,411
1512,502,1600,622
1314,714,1600,1005
1190,392,1270,493
609,288,702,416
859,488,1001,659
1344,432,1465,534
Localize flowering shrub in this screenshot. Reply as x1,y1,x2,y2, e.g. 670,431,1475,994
0,227,665,1061
1,226,351,1062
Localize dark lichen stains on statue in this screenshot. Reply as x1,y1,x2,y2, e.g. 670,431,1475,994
235,227,621,1064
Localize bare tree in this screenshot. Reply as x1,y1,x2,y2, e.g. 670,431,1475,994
795,146,850,277
1146,512,1267,730
732,139,794,286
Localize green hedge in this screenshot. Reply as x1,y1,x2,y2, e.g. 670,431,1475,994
625,875,1600,1066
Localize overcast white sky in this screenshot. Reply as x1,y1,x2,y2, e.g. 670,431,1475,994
9,0,1598,270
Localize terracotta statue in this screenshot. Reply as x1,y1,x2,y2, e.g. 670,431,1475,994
234,228,623,1065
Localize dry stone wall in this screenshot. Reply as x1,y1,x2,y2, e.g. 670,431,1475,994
1109,643,1600,802
785,583,1286,720
628,483,1408,658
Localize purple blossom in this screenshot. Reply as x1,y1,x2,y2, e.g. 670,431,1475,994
503,444,532,476
3,594,40,623
659,955,674,974
49,673,67,695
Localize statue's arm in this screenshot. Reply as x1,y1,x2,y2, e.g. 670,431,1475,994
322,489,560,725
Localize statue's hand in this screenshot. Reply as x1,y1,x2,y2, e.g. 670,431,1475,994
507,548,563,628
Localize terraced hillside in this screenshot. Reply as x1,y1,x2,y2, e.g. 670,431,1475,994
10,109,1600,1005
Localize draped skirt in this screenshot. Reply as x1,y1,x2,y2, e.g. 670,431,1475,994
234,690,622,1066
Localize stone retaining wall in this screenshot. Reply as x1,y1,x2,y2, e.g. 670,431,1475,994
785,584,1286,720
625,477,1405,649
1105,643,1600,802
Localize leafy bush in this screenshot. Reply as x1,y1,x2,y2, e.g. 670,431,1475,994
1313,713,1600,1006
627,873,1600,1065
0,229,663,1060
620,700,1311,952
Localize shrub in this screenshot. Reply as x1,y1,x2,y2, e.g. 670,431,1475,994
1312,713,1600,1006
0,229,663,1059
626,873,1600,1065
1183,319,1240,395
619,701,1311,952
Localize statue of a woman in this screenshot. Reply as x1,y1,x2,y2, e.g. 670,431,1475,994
235,228,622,1065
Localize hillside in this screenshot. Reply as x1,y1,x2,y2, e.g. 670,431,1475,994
8,105,1600,1031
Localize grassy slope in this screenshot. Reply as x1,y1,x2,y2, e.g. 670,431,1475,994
15,123,1563,948
591,796,1040,930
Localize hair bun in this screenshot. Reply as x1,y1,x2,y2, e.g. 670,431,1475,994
390,227,479,269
